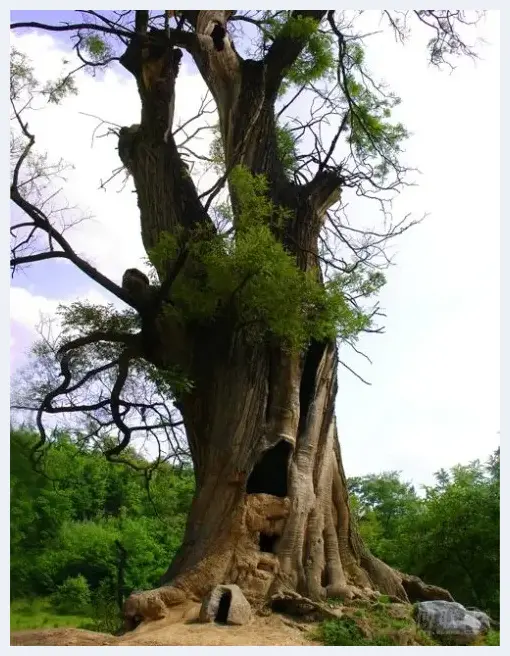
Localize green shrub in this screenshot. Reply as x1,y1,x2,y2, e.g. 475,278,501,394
10,428,195,603
316,617,396,646
51,575,91,615
315,610,422,647
82,580,123,635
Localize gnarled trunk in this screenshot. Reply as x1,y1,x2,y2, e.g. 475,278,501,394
117,10,453,627
123,335,427,627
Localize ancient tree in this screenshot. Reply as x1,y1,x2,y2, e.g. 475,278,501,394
11,10,479,626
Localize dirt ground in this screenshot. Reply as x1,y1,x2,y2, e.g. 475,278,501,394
10,603,321,647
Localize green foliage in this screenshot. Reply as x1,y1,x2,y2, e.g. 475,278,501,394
275,124,299,176
484,630,500,646
316,615,405,646
42,75,78,104
261,12,335,90
314,602,440,646
10,428,194,607
208,127,226,176
208,123,300,179
83,580,123,634
344,74,407,178
317,616,368,645
349,451,500,619
82,34,111,62
251,15,408,181
51,575,92,615
52,301,142,376
409,456,500,617
349,471,420,529
58,302,140,339
10,48,37,100
11,46,78,106
145,364,194,403
37,520,120,592
149,167,383,352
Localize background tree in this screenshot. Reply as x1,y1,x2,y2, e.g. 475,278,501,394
348,472,422,565
349,450,500,618
10,428,194,604
10,10,484,624
404,453,500,617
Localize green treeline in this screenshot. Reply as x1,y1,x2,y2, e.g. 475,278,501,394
349,449,500,618
10,428,499,629
10,428,194,628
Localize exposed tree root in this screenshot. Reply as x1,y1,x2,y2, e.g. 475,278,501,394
122,343,453,630
269,590,344,621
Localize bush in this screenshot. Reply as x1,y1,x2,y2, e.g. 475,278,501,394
319,617,372,646
51,575,91,615
315,608,427,647
82,580,123,635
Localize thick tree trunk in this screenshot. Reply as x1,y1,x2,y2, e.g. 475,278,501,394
118,11,453,628
124,336,452,627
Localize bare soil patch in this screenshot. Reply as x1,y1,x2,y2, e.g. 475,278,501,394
11,604,320,647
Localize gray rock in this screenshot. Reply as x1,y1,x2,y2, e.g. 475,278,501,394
414,600,486,645
468,609,491,633
199,584,252,626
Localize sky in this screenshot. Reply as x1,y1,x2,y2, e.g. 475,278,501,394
9,10,500,488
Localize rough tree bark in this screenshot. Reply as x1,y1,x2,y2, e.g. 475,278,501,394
116,10,453,627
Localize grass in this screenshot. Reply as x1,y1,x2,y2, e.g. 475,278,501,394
484,630,500,646
10,597,94,632
472,630,500,647
313,601,443,646
312,600,500,648
314,616,398,646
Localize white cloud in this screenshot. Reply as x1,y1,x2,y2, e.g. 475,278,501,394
10,285,112,334
10,286,63,331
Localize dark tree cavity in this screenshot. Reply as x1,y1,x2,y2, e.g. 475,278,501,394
246,441,291,498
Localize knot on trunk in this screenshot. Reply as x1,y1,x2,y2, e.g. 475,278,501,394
121,268,156,310
118,124,140,173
